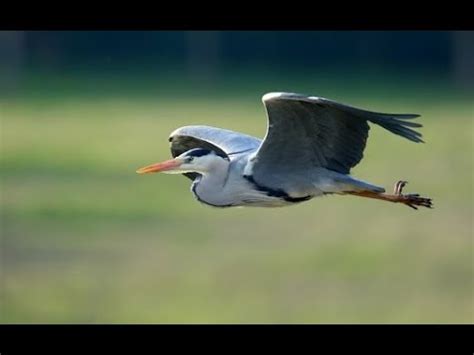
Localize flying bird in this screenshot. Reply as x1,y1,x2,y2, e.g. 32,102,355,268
137,92,432,210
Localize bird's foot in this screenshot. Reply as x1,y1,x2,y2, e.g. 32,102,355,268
393,180,433,210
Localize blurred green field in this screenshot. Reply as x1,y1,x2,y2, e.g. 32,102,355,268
1,73,473,323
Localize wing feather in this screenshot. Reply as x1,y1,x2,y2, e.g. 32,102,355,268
169,125,261,158
169,125,261,181
250,93,423,189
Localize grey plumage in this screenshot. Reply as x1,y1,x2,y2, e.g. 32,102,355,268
158,92,425,207
170,125,261,181
250,93,422,193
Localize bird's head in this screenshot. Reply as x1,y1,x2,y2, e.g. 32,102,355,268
136,148,228,175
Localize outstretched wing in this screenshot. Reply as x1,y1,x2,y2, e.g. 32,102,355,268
250,92,423,189
169,125,261,180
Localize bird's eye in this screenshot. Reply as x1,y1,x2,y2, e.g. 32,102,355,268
186,157,194,163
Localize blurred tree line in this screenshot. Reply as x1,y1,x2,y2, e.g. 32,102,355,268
0,31,473,87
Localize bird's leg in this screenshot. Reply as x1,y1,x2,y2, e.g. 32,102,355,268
346,180,433,210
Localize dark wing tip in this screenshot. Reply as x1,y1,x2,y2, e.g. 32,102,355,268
262,92,426,144
392,113,421,120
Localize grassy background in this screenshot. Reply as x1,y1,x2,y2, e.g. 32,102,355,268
1,72,473,323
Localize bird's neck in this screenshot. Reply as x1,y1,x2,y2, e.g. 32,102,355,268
191,160,232,207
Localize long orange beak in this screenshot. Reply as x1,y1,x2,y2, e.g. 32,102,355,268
136,159,182,174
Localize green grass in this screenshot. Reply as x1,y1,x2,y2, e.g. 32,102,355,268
1,73,473,323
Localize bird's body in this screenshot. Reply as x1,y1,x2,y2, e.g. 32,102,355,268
137,92,432,210
188,151,382,208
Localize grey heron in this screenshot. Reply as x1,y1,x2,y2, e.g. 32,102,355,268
136,92,432,210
